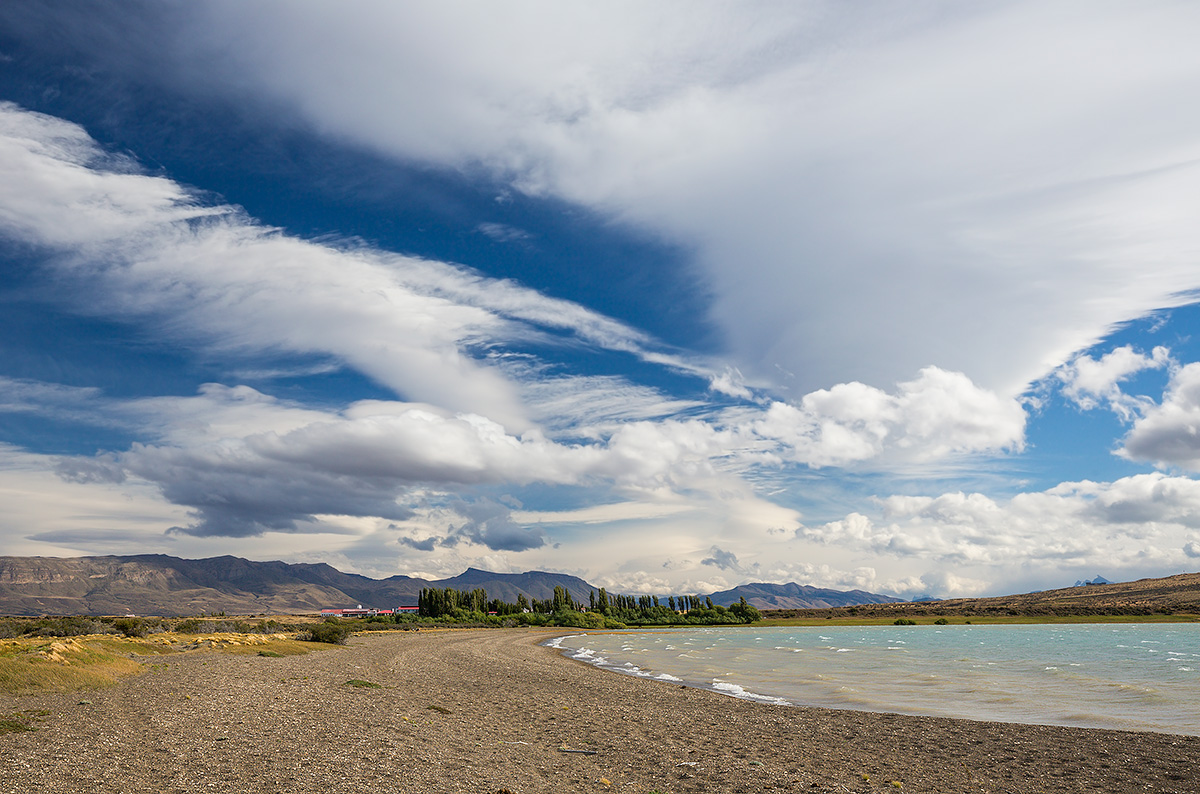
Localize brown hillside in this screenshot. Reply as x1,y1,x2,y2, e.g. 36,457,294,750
765,572,1200,620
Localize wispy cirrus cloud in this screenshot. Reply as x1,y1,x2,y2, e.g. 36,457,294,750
159,1,1200,399
0,102,711,433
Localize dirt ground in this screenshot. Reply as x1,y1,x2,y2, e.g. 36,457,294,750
1,628,1196,793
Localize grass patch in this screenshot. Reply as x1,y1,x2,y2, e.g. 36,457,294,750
427,704,452,714
0,709,49,734
0,631,318,695
257,650,284,658
344,679,382,688
0,638,142,694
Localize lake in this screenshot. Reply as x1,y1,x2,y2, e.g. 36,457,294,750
549,623,1200,735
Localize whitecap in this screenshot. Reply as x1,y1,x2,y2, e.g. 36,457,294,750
545,634,582,649
711,681,789,705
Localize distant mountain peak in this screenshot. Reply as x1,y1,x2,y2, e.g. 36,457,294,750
705,580,902,610
1074,575,1112,587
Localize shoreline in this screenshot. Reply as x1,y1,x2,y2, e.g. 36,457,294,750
545,623,1200,738
2,628,1197,793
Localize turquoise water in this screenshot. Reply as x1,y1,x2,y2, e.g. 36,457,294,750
549,624,1200,735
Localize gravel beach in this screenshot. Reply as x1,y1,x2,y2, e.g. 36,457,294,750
2,628,1197,793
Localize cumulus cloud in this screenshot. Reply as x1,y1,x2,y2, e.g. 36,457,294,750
1057,345,1171,419
1121,363,1200,470
43,382,761,540
797,473,1200,595
68,386,610,538
156,2,1200,398
752,367,1025,468
37,363,1028,541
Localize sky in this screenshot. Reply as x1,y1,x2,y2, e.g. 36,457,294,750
3,2,1200,599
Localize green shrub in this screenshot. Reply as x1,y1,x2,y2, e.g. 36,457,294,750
0,617,116,638
111,618,149,638
173,618,205,634
893,618,917,626
299,618,352,645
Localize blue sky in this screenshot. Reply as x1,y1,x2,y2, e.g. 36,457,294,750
3,2,1200,598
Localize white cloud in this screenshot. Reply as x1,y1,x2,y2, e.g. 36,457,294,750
708,368,753,400
798,473,1200,596
1057,344,1171,419
68,386,605,538
752,367,1025,468
0,103,732,435
1121,363,1200,470
166,2,1200,398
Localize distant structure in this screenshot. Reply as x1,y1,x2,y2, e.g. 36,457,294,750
319,604,418,617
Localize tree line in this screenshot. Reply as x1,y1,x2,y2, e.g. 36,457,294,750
415,584,760,627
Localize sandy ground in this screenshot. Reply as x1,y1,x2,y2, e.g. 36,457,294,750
1,628,1197,793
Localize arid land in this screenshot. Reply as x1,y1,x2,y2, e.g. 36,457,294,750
2,628,1198,794
762,572,1200,623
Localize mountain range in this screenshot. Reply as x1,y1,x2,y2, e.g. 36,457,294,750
0,554,902,616
706,581,904,610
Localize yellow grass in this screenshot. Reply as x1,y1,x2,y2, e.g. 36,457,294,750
0,637,142,694
0,632,323,694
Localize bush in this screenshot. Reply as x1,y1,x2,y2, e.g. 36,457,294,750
934,617,949,625
893,618,917,626
299,618,352,645
173,618,205,634
111,618,149,638
0,617,116,638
